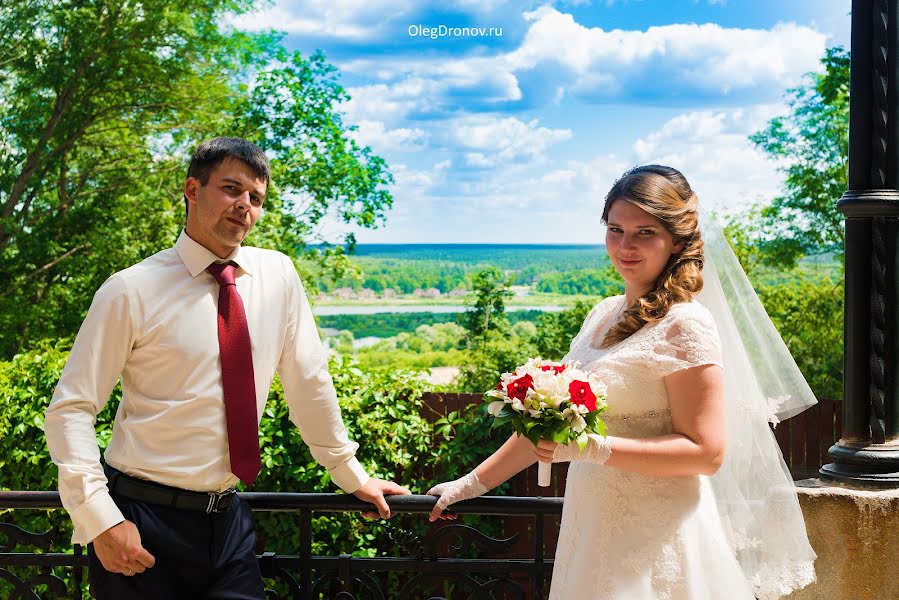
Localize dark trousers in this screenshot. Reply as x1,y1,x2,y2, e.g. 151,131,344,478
87,488,265,599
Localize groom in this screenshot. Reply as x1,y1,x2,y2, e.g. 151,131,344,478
44,136,409,599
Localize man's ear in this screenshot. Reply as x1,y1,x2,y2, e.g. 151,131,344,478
184,177,200,203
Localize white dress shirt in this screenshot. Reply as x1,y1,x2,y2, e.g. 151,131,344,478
44,231,369,544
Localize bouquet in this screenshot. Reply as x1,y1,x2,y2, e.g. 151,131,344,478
486,358,608,487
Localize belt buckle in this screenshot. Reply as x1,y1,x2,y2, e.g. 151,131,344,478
206,490,233,514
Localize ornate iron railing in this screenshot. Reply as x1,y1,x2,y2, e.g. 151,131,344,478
0,491,562,599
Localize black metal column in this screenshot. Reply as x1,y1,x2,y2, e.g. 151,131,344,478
820,0,899,486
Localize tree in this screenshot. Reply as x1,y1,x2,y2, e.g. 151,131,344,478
0,0,393,358
737,46,849,270
460,267,513,341
533,299,596,360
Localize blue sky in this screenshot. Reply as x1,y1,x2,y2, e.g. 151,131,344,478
232,1,850,243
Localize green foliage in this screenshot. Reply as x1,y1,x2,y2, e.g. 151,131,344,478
253,358,434,558
312,245,610,294
511,321,538,342
0,1,392,359
315,256,475,294
430,403,509,491
353,348,469,371
460,267,514,340
744,46,849,269
533,300,598,360
756,278,843,399
536,267,622,296
0,337,121,586
456,332,538,393
341,322,470,370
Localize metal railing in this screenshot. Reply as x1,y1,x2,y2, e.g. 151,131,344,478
0,491,562,599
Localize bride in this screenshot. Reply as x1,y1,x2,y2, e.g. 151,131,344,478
427,165,818,599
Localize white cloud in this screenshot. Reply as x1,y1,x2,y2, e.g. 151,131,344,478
342,83,429,125
507,7,826,103
629,104,789,214
229,0,413,40
443,115,572,166
349,120,428,152
340,55,523,109
335,6,826,131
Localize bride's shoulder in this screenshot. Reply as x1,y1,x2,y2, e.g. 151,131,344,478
596,294,624,310
588,294,624,318
660,300,717,332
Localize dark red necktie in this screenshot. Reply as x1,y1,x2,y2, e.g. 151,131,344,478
207,262,261,486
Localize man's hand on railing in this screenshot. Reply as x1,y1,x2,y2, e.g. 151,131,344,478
353,478,412,519
92,519,156,576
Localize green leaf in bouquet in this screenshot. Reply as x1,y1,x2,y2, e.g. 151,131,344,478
499,406,516,419
576,432,589,451
512,421,527,438
546,423,572,444
524,428,543,446
490,414,513,429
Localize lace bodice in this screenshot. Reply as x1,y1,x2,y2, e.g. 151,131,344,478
548,296,757,600
562,295,723,438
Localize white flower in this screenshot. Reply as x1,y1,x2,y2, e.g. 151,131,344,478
487,401,506,417
571,414,587,433
510,398,525,412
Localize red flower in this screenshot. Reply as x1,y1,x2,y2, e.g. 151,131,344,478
540,364,566,375
507,374,535,401
568,380,597,412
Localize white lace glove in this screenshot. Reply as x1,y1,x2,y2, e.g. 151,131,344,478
551,434,613,465
426,471,489,521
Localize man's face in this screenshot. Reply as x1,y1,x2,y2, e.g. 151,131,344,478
184,157,267,258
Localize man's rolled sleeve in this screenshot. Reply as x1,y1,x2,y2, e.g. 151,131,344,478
277,255,370,493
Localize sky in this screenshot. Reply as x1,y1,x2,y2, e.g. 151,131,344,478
231,0,851,244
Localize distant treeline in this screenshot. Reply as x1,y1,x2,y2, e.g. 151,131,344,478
313,245,614,295
317,310,548,338
311,246,840,296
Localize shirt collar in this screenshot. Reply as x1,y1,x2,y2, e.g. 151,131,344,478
174,230,253,277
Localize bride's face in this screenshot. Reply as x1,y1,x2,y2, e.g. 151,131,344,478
605,199,684,295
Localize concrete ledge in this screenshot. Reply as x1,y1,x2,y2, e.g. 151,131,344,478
785,479,899,600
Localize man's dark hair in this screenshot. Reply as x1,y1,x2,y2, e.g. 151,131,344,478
184,137,270,215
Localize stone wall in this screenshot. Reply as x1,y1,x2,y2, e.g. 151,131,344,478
785,479,899,600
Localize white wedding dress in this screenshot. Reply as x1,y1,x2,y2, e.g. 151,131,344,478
549,295,756,600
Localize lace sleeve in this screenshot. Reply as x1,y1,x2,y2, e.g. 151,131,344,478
652,303,723,378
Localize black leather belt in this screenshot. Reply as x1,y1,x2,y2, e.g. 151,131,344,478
104,465,236,514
